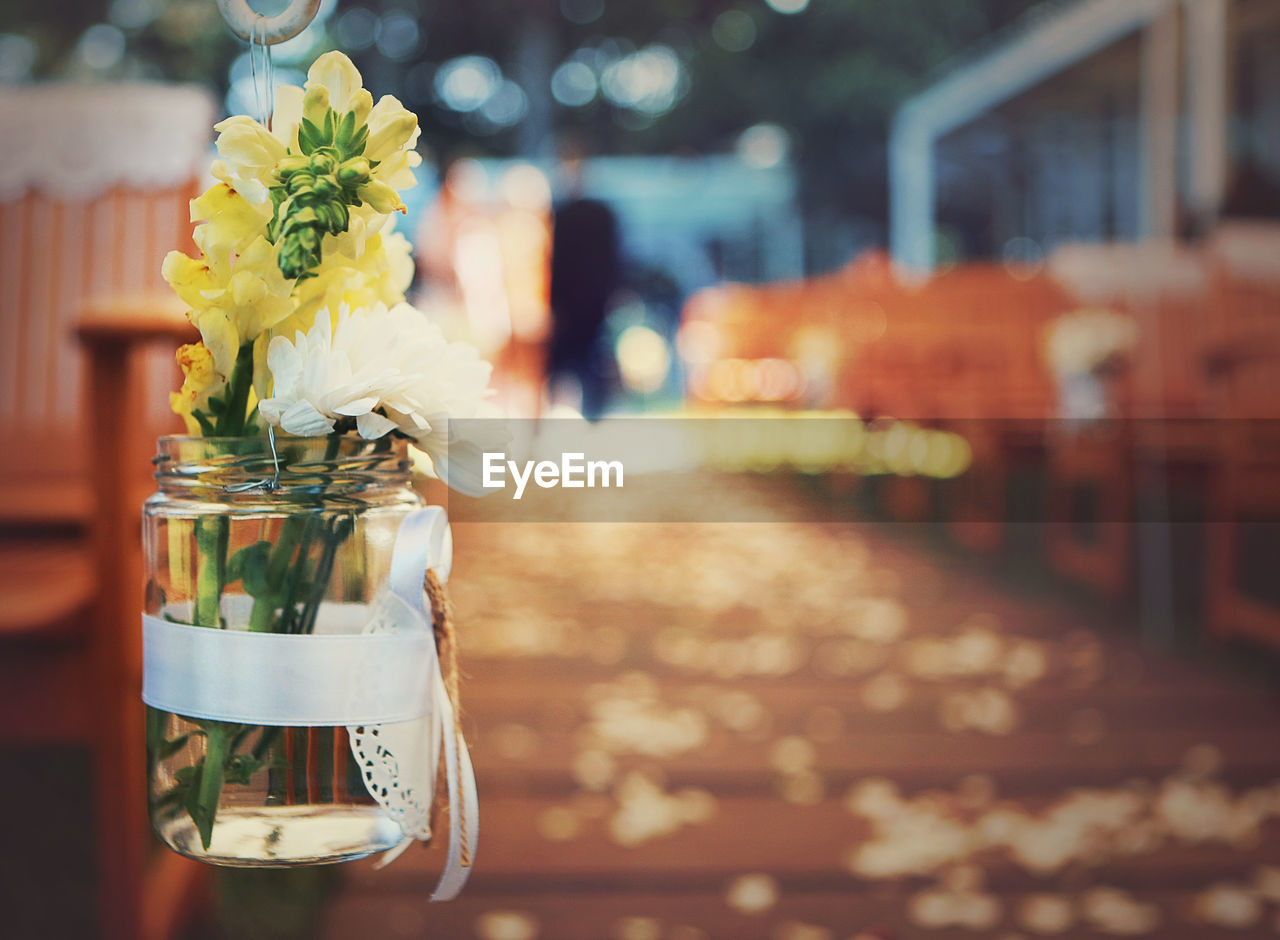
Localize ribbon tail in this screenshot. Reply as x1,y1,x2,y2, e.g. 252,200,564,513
429,678,478,902
375,836,415,870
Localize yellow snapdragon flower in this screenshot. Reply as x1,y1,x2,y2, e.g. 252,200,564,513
170,343,218,435
211,51,420,218
301,52,421,215
275,228,414,340
162,234,295,381
190,182,271,257
211,116,288,209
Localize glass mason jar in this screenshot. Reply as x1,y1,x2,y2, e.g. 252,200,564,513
143,435,424,866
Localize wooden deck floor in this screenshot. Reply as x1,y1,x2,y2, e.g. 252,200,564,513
316,479,1280,939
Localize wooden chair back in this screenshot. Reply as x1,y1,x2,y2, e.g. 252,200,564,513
0,84,212,525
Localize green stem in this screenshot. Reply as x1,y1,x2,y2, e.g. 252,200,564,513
193,517,228,628
248,516,307,632
297,515,353,636
192,723,231,850
280,517,320,633
216,343,256,436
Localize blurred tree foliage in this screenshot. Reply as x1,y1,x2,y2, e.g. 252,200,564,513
4,0,1041,240
1,0,238,84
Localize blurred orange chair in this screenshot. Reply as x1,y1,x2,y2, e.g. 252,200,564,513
1040,245,1212,598
1204,223,1280,648
930,267,1066,552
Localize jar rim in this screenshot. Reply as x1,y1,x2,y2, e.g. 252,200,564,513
153,434,414,501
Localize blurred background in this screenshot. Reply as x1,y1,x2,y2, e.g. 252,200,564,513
4,0,1280,937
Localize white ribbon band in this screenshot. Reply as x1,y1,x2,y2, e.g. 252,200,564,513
141,616,434,725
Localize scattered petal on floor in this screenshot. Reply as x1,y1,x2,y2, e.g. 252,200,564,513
536,806,582,842
1080,888,1161,935
908,886,1002,929
771,921,834,940
861,673,910,712
1017,893,1075,935
607,771,718,846
770,735,817,774
1191,882,1263,928
475,910,540,940
725,873,780,914
611,916,663,940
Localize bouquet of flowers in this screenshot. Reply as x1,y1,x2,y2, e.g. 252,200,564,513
163,50,493,457
146,51,487,878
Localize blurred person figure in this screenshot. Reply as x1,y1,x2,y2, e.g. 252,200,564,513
548,141,621,420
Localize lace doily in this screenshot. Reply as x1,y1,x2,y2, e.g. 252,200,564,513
347,589,440,842
0,83,216,200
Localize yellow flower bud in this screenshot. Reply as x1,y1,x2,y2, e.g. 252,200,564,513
364,102,416,163
350,89,373,126
306,51,364,115
359,179,404,215
303,83,330,127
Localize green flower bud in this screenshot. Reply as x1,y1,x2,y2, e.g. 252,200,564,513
276,155,310,179
330,200,349,232
309,151,337,175
286,171,317,194
313,203,335,232
337,158,372,187
311,176,339,199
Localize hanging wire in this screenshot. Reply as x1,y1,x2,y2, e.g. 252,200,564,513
248,14,275,130
223,16,281,495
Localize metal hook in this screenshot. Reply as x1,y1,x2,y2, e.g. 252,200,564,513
217,0,321,45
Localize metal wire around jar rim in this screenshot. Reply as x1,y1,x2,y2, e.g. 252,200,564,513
152,435,414,501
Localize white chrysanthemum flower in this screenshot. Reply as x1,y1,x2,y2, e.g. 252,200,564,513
259,302,406,439
258,302,499,493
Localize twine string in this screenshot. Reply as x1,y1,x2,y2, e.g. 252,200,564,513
424,567,471,867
